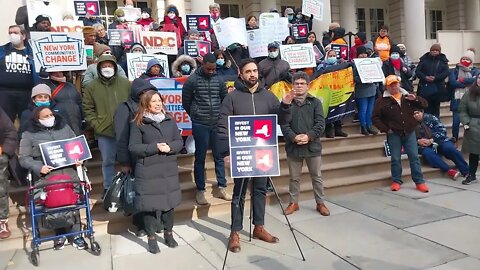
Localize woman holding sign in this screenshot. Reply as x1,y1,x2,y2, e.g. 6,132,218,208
18,106,87,250
128,90,183,254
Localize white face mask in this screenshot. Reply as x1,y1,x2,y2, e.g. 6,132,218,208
268,50,279,59
141,13,150,19
9,34,23,46
101,67,115,78
118,16,125,22
39,116,55,128
168,13,176,19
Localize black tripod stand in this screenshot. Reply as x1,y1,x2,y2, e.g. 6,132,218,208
222,177,305,270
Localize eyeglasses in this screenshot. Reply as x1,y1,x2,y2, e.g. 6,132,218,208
294,82,307,86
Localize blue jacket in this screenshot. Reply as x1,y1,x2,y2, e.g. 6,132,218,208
448,65,479,111
417,113,449,143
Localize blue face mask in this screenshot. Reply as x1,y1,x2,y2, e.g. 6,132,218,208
181,64,191,73
35,101,50,107
287,15,293,21
390,53,400,60
216,59,225,66
326,57,337,65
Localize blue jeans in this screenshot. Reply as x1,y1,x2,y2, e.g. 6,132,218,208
387,132,424,184
452,110,460,140
192,122,226,191
421,141,469,176
355,96,375,127
97,136,117,190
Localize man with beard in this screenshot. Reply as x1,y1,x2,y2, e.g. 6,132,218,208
217,58,293,253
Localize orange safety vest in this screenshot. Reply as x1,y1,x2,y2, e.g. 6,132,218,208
374,36,392,62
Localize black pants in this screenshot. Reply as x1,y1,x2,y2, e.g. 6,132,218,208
0,90,31,122
469,154,479,176
143,208,174,237
325,120,343,130
424,97,440,117
231,177,267,232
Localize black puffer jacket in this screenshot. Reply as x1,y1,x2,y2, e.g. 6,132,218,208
415,52,449,98
182,68,227,126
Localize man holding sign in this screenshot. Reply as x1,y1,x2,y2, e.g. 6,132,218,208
218,58,293,253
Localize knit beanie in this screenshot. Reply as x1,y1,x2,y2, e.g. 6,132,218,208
397,44,406,51
390,45,402,55
463,49,476,62
114,9,125,17
94,43,111,57
31,84,52,98
430,43,441,52
35,15,50,24
356,46,368,57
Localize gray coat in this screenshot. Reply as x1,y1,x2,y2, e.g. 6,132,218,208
459,90,480,154
128,115,183,212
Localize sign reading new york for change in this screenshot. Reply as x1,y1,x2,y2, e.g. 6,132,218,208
30,32,87,72
39,135,92,169
229,115,280,178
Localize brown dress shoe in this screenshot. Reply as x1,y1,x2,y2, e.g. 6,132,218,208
316,203,330,216
284,203,299,215
253,226,279,243
228,231,241,253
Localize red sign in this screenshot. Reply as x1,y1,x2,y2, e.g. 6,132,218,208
253,119,273,140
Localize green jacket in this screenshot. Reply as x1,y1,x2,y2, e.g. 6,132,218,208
82,55,131,138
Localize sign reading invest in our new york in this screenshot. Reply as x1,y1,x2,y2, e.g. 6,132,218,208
228,115,280,178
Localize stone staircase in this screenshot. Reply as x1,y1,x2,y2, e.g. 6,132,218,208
1,103,459,251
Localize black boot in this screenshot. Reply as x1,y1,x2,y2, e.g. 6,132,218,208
164,232,178,248
325,125,334,138
367,126,379,135
361,126,370,136
148,237,160,254
335,128,348,137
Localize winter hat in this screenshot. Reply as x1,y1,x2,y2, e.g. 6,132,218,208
187,28,200,36
384,75,401,86
270,8,279,13
31,84,52,98
462,48,476,62
356,32,367,42
430,43,441,52
328,22,340,31
364,41,374,52
130,43,146,53
268,41,280,50
94,43,111,57
35,15,50,24
168,6,178,13
397,44,406,51
390,45,402,55
141,7,152,16
82,26,95,36
284,8,294,16
356,46,368,57
114,9,125,17
146,58,162,71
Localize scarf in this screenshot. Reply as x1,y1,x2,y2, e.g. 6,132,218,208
391,58,402,71
294,93,308,105
144,112,166,123
457,64,472,80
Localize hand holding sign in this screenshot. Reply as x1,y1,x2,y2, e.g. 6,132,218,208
40,165,55,175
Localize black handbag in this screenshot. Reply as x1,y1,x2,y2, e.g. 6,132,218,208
121,174,136,215
103,172,127,213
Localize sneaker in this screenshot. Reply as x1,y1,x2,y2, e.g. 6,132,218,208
390,182,401,191
72,237,87,250
447,169,460,180
462,175,478,185
53,236,67,250
416,183,429,193
218,187,232,201
148,237,160,254
196,190,209,205
0,219,11,239
164,232,178,248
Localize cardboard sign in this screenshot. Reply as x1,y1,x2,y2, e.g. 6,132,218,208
246,30,268,58
330,44,349,60
302,0,324,20
118,7,141,22
27,0,77,27
213,17,248,48
280,43,316,69
148,77,191,136
50,21,85,33
30,32,87,72
184,40,211,57
39,135,92,169
353,57,385,83
140,31,178,55
126,53,170,80
108,29,134,46
228,115,280,178
259,13,290,42
291,24,309,40
186,15,212,31
73,1,100,16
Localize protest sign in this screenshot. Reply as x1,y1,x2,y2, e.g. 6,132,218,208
184,40,211,57
246,30,268,58
108,29,134,46
119,7,141,22
271,66,355,124
140,31,177,55
313,45,324,61
73,1,100,16
291,24,309,40
148,77,191,136
50,21,84,33
27,0,77,27
39,135,92,169
30,32,86,72
228,115,280,178
330,44,349,60
280,43,316,69
126,53,170,80
259,13,290,42
186,15,212,31
302,0,324,20
213,17,248,48
353,57,385,83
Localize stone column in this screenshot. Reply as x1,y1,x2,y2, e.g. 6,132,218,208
191,0,215,14
465,0,480,30
312,0,332,35
339,0,357,33
260,0,277,14
404,0,426,61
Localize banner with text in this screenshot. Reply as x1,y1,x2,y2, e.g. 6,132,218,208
302,0,324,20
246,29,268,58
50,21,84,33
30,32,86,72
291,24,309,40
280,43,316,69
184,40,211,57
27,0,77,27
39,135,92,169
118,7,141,22
148,77,191,136
228,115,280,178
213,17,248,48
73,1,100,16
126,53,170,80
270,67,355,123
259,13,290,42
353,57,385,83
108,29,135,46
186,15,212,31
140,31,177,55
